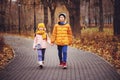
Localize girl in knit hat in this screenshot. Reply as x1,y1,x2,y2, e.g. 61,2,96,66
33,23,50,68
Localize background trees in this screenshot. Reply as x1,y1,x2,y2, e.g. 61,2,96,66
41,0,57,33
114,0,120,36
0,0,7,32
0,0,119,36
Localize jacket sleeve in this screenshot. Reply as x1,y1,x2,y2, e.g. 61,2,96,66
51,25,57,43
68,25,73,45
33,36,37,49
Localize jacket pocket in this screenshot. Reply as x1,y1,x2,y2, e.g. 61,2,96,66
35,44,41,49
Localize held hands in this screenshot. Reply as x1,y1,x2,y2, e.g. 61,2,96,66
50,43,54,46
33,48,36,50
48,40,54,46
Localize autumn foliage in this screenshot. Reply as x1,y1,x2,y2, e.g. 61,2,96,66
72,28,120,69
0,35,14,69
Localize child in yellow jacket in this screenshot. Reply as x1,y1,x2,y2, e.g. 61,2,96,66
51,13,73,69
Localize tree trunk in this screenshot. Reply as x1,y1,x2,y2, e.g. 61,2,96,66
48,3,56,33
94,7,98,26
50,10,55,33
18,2,21,34
88,0,91,27
113,0,120,36
43,6,48,28
64,0,81,37
0,0,7,32
74,9,81,37
68,11,81,37
23,5,27,34
99,0,104,32
95,16,98,26
69,15,74,32
8,0,12,32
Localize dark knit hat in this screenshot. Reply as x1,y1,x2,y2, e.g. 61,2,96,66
59,13,66,18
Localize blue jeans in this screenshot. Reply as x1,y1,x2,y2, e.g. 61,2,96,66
57,45,68,63
37,49,46,61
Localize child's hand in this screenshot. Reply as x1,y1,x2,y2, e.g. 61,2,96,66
50,43,54,46
34,48,36,50
47,40,51,44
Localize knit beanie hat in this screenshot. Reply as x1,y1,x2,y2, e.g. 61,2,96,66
59,13,66,18
38,23,45,28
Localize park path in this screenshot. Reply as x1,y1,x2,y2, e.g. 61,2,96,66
0,35,120,80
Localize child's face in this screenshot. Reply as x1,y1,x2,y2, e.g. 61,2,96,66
38,27,44,30
59,15,65,22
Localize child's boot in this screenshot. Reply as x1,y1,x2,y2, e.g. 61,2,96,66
38,61,43,69
62,62,67,69
42,61,44,64
59,61,63,67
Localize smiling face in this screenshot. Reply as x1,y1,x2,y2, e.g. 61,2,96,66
38,27,44,31
37,23,45,30
59,15,66,22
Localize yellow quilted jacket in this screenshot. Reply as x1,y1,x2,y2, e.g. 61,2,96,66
51,23,73,45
